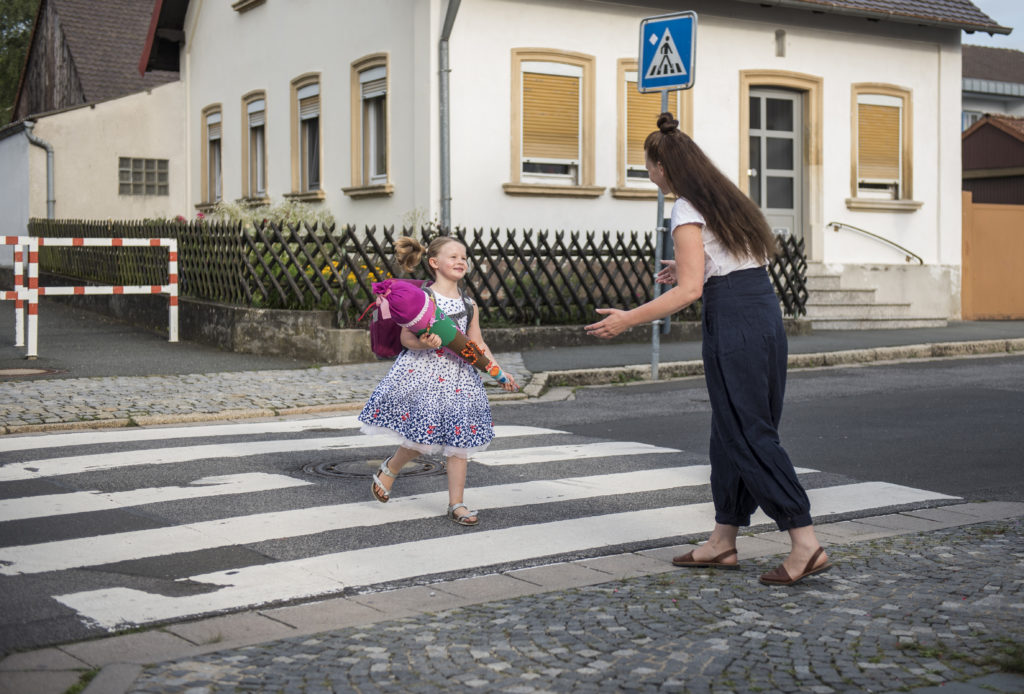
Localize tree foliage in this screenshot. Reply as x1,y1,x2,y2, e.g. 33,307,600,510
0,0,39,124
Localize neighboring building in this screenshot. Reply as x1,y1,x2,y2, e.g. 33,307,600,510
962,114,1024,204
962,45,1024,130
11,0,178,121
0,0,183,264
3,0,1013,326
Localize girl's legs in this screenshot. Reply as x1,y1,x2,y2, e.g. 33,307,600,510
445,454,477,523
372,445,419,497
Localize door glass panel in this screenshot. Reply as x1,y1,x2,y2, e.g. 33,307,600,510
749,136,761,206
767,176,793,208
766,137,793,169
749,96,761,130
766,98,793,131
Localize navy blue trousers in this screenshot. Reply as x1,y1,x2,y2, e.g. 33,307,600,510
701,267,812,531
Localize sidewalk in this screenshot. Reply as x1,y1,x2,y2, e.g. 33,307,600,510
1,502,1021,694
1,303,1023,693
1,299,1022,434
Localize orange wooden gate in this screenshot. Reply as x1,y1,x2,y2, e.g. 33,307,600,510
961,191,1024,319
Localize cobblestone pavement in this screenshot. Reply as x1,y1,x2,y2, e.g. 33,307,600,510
125,518,1024,694
0,353,530,431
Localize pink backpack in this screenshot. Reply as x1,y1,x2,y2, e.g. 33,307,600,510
363,279,474,359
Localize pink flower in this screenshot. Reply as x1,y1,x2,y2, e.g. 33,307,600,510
196,212,205,220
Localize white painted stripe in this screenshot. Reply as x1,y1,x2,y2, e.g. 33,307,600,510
1,417,563,452
0,425,563,481
0,464,744,575
0,474,313,522
0,416,367,452
474,442,678,466
54,482,958,629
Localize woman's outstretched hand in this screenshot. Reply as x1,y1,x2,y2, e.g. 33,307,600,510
585,308,630,340
655,259,677,285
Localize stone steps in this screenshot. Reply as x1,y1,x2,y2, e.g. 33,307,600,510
804,263,947,330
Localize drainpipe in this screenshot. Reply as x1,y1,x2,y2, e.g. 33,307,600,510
439,0,461,233
23,121,55,219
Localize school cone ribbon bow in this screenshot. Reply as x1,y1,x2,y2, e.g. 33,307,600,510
372,279,519,390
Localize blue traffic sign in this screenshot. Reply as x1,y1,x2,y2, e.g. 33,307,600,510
638,12,697,92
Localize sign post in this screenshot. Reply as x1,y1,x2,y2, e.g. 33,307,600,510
638,11,696,381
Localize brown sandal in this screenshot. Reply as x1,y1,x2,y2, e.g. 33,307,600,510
672,548,740,570
759,547,832,586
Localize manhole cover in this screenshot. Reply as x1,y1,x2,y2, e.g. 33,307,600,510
302,456,446,480
0,368,56,377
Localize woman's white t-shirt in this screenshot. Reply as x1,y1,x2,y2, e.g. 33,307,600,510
669,197,763,284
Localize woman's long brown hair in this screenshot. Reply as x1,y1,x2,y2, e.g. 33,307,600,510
644,112,778,261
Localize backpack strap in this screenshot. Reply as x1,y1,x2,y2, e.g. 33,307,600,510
424,283,474,328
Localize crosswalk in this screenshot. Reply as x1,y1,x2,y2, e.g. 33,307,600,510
0,414,957,636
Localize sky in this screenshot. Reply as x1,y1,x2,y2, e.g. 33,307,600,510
962,0,1024,52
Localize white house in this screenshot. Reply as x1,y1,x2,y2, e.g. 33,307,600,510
5,0,1012,326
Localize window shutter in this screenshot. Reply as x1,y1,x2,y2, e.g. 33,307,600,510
206,112,221,140
626,80,663,167
360,65,387,99
298,83,320,120
247,99,265,127
523,71,579,161
858,102,900,180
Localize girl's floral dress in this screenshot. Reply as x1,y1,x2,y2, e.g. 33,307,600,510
358,291,494,457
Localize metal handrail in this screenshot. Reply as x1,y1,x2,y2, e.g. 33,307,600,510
827,221,924,264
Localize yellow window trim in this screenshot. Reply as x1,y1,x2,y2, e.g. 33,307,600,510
348,53,390,194
849,83,914,205
200,103,222,205
614,58,693,197
240,90,267,200
508,48,596,193
342,183,395,199
502,183,604,198
290,73,322,195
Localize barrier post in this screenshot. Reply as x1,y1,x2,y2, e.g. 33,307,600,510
4,236,177,358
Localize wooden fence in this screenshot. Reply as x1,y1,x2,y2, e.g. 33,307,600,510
28,219,808,326
962,191,1024,319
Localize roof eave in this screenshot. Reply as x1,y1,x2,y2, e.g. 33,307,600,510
732,0,1012,36
139,0,165,76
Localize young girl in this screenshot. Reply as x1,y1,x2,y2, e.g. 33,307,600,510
586,113,831,586
358,236,516,526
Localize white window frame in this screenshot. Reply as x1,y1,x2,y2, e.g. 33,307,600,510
856,93,902,200
206,110,222,203
297,82,321,192
520,60,582,186
247,97,266,198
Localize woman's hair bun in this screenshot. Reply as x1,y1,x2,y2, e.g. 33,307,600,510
657,112,679,134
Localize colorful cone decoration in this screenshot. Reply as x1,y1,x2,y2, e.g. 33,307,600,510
372,279,518,390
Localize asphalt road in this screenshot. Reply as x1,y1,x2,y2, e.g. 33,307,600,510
497,353,1024,502
1,354,1020,655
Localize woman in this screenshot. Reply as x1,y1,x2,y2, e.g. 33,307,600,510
586,112,831,586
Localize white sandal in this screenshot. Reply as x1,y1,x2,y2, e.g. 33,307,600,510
447,502,479,526
371,457,398,503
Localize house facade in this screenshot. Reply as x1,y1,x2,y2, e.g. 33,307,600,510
5,0,1011,325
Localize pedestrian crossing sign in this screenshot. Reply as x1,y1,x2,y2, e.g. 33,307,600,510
638,11,696,92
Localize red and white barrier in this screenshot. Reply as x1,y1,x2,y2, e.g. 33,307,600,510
2,236,178,359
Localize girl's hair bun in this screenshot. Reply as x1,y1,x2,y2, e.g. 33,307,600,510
657,112,679,133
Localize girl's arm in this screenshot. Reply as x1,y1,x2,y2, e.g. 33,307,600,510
466,303,517,392
585,224,704,339
400,326,441,350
